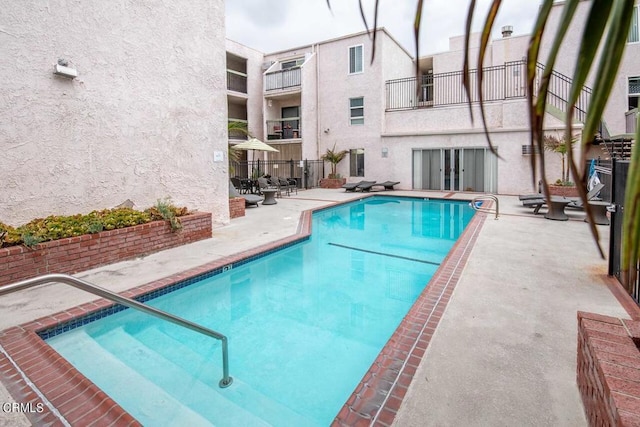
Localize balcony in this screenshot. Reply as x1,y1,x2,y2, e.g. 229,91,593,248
266,118,301,140
265,67,301,92
227,70,247,94
386,61,529,111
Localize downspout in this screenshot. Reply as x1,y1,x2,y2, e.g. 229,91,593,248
315,43,321,160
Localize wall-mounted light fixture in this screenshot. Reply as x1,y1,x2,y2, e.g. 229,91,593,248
381,147,389,158
267,99,273,107
53,58,78,79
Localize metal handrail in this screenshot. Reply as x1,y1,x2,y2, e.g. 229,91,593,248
0,273,233,388
470,194,499,219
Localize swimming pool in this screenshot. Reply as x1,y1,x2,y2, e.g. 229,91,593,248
43,196,475,425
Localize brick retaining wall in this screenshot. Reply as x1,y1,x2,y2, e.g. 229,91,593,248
229,197,245,218
0,212,212,287
577,311,640,426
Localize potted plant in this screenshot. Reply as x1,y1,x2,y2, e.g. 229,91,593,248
320,144,349,188
544,134,579,197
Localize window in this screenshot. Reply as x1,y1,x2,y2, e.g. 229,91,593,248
629,77,640,110
349,45,363,74
281,58,304,70
350,97,364,125
629,6,639,43
350,149,365,177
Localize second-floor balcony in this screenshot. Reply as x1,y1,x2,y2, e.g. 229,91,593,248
227,70,247,94
265,67,301,92
266,118,301,140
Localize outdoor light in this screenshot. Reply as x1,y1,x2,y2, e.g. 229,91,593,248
53,58,78,79
381,147,388,158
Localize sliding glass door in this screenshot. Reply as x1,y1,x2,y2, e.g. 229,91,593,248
412,148,497,192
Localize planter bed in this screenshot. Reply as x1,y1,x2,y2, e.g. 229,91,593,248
0,212,212,287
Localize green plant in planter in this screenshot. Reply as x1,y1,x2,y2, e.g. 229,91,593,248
544,134,575,186
145,197,189,232
321,144,348,179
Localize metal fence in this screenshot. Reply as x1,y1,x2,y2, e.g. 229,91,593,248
608,159,640,306
230,159,324,189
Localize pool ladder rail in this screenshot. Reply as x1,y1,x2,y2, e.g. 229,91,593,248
470,194,499,219
0,273,233,388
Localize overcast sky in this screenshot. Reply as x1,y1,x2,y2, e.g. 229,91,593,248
226,0,543,55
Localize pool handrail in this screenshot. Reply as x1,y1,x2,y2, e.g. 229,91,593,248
470,194,499,219
0,273,233,388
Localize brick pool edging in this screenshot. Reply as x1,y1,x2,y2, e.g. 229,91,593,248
0,195,487,426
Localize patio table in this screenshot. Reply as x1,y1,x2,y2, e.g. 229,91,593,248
261,189,278,205
544,196,571,221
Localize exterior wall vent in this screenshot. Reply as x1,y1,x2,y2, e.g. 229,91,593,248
521,144,540,155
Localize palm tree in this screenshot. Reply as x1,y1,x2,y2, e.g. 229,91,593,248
227,121,250,174
331,0,640,295
321,144,349,178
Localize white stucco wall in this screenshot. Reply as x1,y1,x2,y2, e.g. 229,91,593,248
1,0,228,227
540,0,640,136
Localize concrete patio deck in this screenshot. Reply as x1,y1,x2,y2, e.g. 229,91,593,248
0,188,635,426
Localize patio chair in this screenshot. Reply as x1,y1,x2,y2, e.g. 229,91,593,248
229,181,263,207
342,180,369,192
230,177,243,193
372,181,400,191
277,177,295,196
257,177,281,197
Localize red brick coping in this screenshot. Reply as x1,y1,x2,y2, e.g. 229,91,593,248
0,195,485,426
0,212,212,287
577,311,640,426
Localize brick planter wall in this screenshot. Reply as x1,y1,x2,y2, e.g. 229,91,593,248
0,212,212,287
319,178,346,189
549,185,579,197
229,197,245,218
577,311,640,426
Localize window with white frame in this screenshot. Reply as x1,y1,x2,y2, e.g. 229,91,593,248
629,77,640,110
349,45,363,74
629,5,639,43
350,97,364,125
350,149,365,177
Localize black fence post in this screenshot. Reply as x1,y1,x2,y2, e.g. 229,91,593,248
608,158,617,277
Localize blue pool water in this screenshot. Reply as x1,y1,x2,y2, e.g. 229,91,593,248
46,196,474,426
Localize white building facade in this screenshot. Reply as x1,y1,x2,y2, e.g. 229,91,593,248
226,0,640,195
1,1,229,227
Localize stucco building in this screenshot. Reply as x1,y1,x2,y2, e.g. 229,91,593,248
226,0,640,195
1,1,229,227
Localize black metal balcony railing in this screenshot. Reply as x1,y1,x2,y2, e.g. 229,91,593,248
265,68,301,91
227,70,247,93
266,118,301,140
385,60,592,126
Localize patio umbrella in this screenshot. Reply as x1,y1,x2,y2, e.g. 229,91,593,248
231,138,279,177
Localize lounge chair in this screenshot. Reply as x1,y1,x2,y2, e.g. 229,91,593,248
371,181,400,191
356,181,378,192
229,181,263,207
522,182,604,214
342,180,368,192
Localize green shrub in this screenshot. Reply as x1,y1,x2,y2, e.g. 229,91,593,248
0,199,191,248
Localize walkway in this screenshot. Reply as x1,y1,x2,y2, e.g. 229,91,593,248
0,189,633,426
